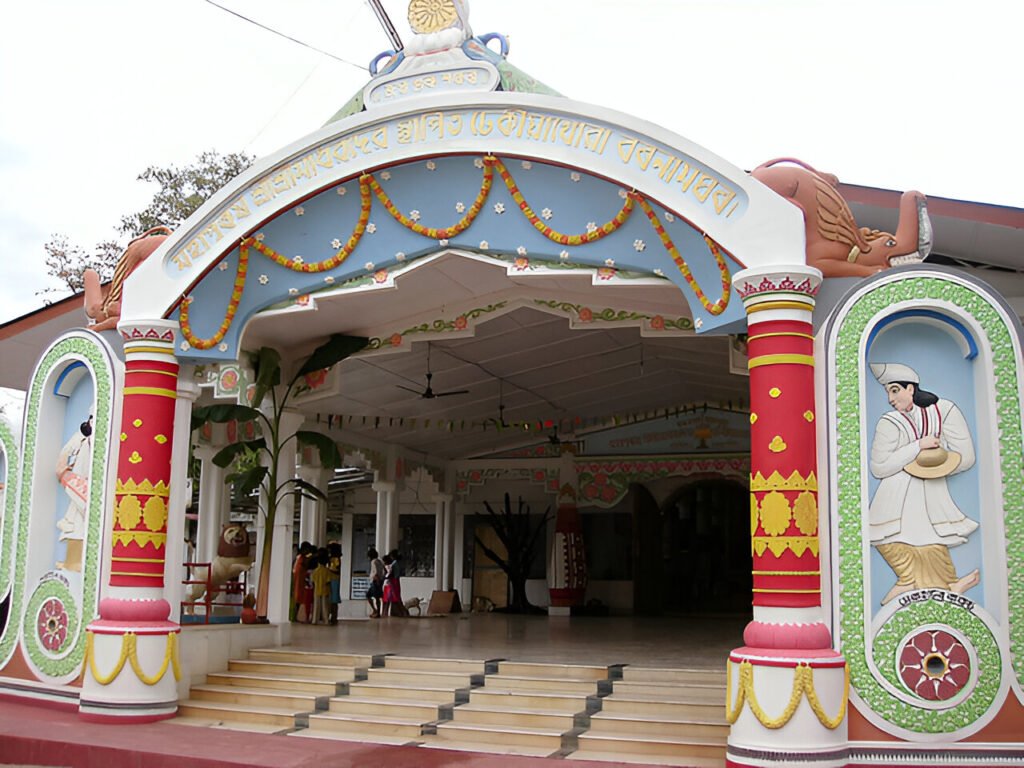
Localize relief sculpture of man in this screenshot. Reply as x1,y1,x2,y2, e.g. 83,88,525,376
55,416,92,572
868,363,980,604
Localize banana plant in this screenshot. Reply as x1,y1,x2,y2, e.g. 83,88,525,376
191,334,367,621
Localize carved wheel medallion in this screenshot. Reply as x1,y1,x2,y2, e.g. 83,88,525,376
898,628,971,701
408,0,458,33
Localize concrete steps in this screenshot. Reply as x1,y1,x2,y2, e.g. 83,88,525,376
427,660,605,756
571,665,728,763
176,698,306,730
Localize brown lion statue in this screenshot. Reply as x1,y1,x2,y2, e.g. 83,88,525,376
751,158,932,278
83,226,171,331
187,523,254,605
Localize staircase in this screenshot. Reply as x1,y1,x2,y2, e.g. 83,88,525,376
570,666,728,766
175,648,372,732
423,661,610,757
174,649,729,766
300,655,489,745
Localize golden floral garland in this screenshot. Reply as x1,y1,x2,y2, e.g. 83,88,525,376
637,197,732,315
84,630,181,686
370,156,495,238
494,158,634,245
179,156,735,350
726,659,848,730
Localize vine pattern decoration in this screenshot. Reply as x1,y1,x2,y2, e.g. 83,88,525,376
179,156,735,351
726,659,849,730
83,630,181,686
831,274,1020,732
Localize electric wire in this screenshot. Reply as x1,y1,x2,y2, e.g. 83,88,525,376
202,0,367,70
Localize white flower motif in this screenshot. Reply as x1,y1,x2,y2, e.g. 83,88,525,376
517,246,527,256
324,276,335,284
439,239,449,246
180,341,191,351
331,238,341,249
633,239,646,252
295,206,305,216
336,187,347,196
218,343,228,352
409,210,421,221
289,288,298,295
395,251,406,261
473,157,484,168
664,212,675,223
381,171,392,181
586,222,598,234
493,202,505,214
521,160,532,170
455,201,465,213
218,262,228,272
293,255,304,265
254,232,265,242
570,171,581,182
695,317,704,329
367,223,377,234
541,208,553,220
604,258,615,267
426,160,436,171
479,240,490,249
364,262,375,271
258,274,269,285
559,250,570,260
618,189,628,199
654,268,665,276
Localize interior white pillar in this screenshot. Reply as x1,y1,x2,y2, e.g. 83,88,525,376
264,409,304,625
316,468,331,545
372,481,395,554
444,497,456,591
297,465,321,546
432,493,451,591
340,510,354,607
164,371,198,624
195,444,226,565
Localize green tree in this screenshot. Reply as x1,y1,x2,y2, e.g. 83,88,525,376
191,335,368,621
40,150,253,297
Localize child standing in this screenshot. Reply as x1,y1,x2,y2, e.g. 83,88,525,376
310,548,332,625
366,548,385,619
327,542,342,625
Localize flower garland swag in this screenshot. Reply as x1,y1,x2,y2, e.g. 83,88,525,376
83,630,181,686
180,155,735,350
725,658,849,730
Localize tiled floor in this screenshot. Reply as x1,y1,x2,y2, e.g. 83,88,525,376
283,612,749,668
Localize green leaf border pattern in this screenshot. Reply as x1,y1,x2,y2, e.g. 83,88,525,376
0,334,114,679
832,274,1023,733
0,418,20,614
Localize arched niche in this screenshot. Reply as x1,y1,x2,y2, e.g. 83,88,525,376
0,332,122,683
821,266,1024,741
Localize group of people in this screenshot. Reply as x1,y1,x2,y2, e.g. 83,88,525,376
365,547,407,618
291,541,342,625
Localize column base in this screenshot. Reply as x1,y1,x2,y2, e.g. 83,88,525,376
726,647,848,766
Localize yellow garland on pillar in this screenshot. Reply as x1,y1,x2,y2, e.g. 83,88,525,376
726,659,848,730
84,631,181,686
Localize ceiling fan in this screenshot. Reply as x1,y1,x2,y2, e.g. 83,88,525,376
396,343,469,399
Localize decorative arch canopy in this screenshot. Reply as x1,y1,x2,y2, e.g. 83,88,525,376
123,93,804,362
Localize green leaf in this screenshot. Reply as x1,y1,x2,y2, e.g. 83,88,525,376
227,465,268,496
250,346,282,408
296,431,342,468
295,334,368,380
288,477,328,502
212,438,267,468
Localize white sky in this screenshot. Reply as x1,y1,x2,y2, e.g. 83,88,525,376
0,0,1019,342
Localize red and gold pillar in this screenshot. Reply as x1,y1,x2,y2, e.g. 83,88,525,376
726,267,847,767
79,320,182,722
549,441,587,611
